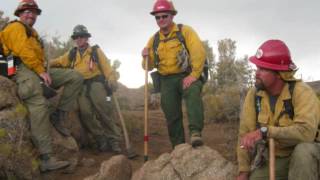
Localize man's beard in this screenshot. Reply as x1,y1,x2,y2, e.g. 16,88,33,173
255,78,265,91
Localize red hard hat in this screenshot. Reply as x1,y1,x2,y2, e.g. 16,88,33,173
249,39,297,71
14,0,42,17
150,0,177,15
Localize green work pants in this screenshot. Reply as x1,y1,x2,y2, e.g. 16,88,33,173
16,65,83,154
249,156,289,180
250,142,320,180
77,80,120,143
160,73,204,147
289,142,320,180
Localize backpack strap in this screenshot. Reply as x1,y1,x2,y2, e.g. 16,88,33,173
255,91,262,129
152,32,160,68
68,47,77,68
255,81,296,127
283,81,295,119
68,44,101,70
176,24,189,53
91,44,104,74
152,24,188,69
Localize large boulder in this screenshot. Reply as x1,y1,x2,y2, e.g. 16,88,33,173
132,144,236,180
84,155,132,180
0,76,39,179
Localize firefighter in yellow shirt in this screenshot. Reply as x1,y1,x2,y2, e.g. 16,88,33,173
0,0,83,172
237,39,320,180
141,0,207,148
50,25,121,153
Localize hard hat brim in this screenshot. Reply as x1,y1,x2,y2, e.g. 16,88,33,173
71,33,91,40
249,56,290,71
14,8,42,17
150,10,177,16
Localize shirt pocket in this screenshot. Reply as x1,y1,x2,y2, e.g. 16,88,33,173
158,40,181,66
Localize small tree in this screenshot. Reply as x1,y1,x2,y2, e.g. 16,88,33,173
0,10,10,29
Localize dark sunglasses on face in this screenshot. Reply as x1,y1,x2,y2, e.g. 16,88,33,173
155,14,169,20
74,35,87,39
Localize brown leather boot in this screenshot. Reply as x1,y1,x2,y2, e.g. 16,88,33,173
190,133,204,147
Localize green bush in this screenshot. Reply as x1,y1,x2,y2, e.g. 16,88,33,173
203,85,241,123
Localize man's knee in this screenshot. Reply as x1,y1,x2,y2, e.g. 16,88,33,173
289,142,320,180
68,70,83,84
292,142,318,159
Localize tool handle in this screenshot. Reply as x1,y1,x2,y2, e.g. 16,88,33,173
144,56,149,162
269,138,275,180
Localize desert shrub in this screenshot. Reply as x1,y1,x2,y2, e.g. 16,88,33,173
203,85,241,123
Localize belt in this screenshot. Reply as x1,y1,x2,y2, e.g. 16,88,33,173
160,72,188,79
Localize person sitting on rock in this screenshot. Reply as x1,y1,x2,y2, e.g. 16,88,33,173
50,25,122,154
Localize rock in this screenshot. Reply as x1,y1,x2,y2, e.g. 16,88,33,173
81,158,96,167
0,76,19,109
0,76,39,179
132,144,236,180
84,155,132,180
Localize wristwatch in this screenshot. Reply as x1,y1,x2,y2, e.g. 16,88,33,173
260,126,268,140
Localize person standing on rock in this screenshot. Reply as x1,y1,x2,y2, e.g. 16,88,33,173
50,25,122,154
141,0,207,148
237,39,320,180
0,0,84,172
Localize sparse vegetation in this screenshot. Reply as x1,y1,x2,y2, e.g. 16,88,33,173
203,39,253,123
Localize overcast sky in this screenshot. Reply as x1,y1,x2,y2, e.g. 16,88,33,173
2,0,320,88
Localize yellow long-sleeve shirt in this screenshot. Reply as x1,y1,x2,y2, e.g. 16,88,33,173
237,81,320,172
0,21,45,74
142,23,206,79
50,45,115,81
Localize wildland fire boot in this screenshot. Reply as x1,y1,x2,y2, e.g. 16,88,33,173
109,140,122,154
96,135,111,152
190,133,203,147
50,109,71,137
39,154,70,172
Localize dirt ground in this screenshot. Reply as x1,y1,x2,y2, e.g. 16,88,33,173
43,107,239,180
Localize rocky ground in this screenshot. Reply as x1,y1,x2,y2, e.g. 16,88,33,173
45,108,239,180
3,79,319,179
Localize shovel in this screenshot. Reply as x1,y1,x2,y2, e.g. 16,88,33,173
113,94,138,159
269,138,275,180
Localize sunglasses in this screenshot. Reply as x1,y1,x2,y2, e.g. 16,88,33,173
22,9,38,15
155,14,169,20
73,35,88,39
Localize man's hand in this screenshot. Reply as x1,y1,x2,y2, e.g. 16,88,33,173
141,47,149,58
182,75,197,89
240,129,262,151
39,72,52,86
236,172,249,180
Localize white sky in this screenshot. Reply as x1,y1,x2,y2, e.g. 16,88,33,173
2,0,320,88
